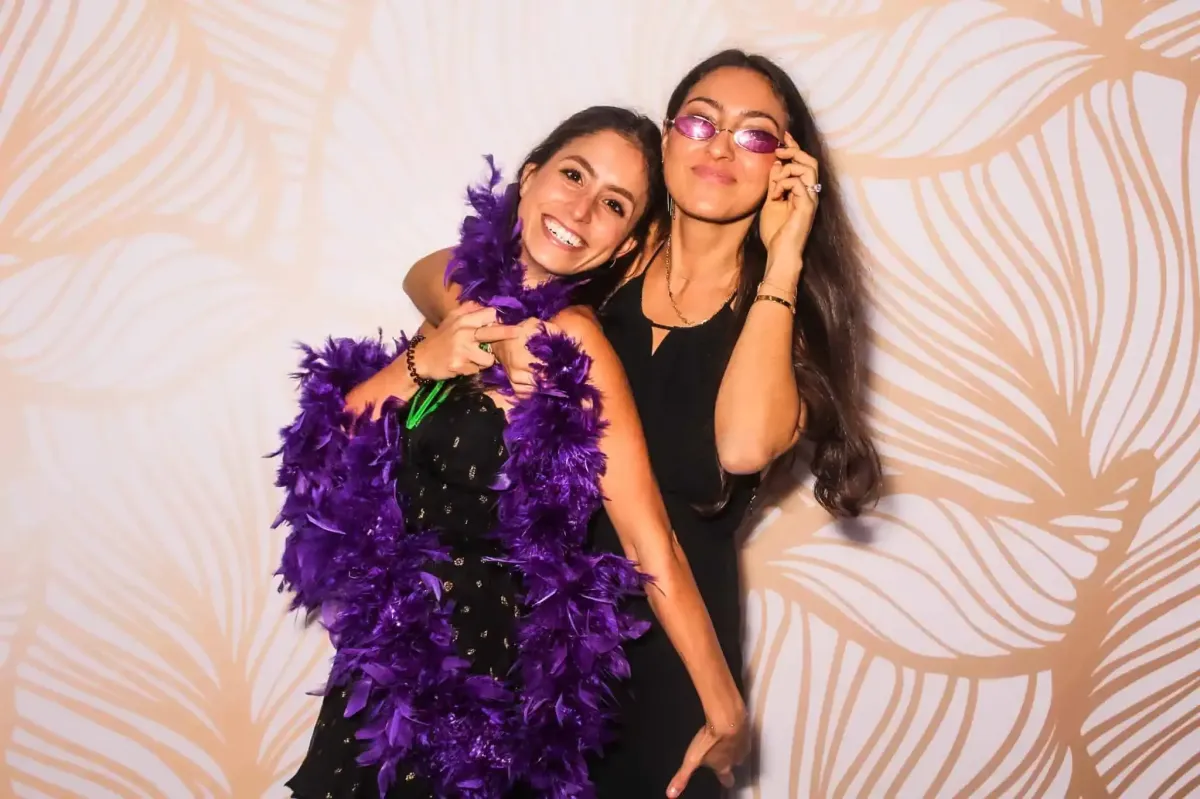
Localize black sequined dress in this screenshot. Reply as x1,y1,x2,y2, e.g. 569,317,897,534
286,385,524,798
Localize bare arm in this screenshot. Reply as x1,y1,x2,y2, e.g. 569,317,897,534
715,132,827,475
555,308,746,732
345,306,520,419
403,247,460,326
712,250,806,474
344,322,433,419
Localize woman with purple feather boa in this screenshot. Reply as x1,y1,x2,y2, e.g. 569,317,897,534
406,51,885,799
273,105,749,799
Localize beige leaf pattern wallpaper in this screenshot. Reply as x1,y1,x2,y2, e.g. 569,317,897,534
1,1,1196,797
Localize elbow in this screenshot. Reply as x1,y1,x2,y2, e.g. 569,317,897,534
716,439,776,475
715,409,803,475
401,268,419,303
714,409,801,475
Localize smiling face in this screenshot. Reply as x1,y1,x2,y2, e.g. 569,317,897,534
663,66,789,223
516,130,650,282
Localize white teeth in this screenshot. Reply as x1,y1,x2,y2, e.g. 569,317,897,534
545,217,582,247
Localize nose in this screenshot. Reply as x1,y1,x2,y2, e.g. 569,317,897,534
705,127,734,160
569,191,593,222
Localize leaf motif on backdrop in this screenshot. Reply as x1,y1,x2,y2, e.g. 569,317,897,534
310,0,732,320
858,73,1198,504
0,1,259,246
0,476,47,767
0,0,359,397
171,0,354,180
745,591,1073,798
1075,502,1200,797
3,398,329,798
736,1,1200,796
1127,3,1200,60
745,449,1152,796
0,236,272,393
734,0,1100,159
733,1,1197,166
2,0,1199,796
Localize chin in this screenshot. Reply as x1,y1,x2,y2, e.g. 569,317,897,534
524,239,580,278
679,199,759,225
677,185,758,222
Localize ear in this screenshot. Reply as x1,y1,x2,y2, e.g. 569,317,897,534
519,163,537,197
615,236,638,260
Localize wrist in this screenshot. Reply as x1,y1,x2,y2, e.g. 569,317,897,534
764,252,803,285
375,356,420,402
405,334,436,385
703,685,747,732
706,702,748,735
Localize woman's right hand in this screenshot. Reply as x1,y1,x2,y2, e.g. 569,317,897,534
410,302,521,380
667,718,751,797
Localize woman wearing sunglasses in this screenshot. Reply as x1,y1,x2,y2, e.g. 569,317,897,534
405,50,882,797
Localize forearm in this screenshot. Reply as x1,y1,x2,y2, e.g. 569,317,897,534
344,322,432,417
714,254,804,473
641,542,745,729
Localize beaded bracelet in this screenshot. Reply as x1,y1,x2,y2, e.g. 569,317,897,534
405,333,432,386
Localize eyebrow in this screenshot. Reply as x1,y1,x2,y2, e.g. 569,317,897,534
563,155,636,203
686,95,783,131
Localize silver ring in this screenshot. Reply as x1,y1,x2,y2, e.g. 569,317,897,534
808,182,822,195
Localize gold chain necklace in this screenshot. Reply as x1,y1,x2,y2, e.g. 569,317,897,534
664,237,738,326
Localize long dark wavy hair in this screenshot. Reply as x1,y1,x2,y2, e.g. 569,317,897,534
665,50,882,518
509,105,666,310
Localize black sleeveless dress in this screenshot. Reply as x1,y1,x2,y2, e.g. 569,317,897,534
286,386,529,798
588,272,755,798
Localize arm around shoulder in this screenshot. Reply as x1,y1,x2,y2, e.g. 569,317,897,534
403,247,460,326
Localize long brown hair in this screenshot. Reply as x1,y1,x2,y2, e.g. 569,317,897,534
666,50,882,518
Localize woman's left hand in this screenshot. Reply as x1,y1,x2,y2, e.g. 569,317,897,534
757,131,820,263
666,719,751,797
491,317,559,399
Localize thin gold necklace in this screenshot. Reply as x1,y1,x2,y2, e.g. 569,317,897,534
664,237,737,326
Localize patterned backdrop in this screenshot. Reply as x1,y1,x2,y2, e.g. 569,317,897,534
2,1,1197,796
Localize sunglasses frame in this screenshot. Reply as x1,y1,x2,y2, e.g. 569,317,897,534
667,114,782,154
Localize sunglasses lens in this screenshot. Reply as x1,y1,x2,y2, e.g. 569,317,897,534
673,115,717,140
737,129,781,154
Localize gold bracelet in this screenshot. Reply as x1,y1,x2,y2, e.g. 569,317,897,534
754,293,795,314
757,279,796,303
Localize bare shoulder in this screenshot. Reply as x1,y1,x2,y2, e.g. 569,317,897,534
413,246,454,275
551,306,624,372
552,306,607,348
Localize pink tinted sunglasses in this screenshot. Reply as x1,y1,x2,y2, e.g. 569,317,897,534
667,114,782,154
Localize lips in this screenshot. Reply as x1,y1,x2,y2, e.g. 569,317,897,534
542,215,585,249
692,164,735,184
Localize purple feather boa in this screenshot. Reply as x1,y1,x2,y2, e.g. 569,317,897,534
272,157,649,798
